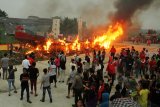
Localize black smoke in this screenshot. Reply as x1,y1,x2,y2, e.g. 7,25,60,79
113,0,154,23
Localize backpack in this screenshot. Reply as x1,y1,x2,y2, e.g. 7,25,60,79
60,55,66,63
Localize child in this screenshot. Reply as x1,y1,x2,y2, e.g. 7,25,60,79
8,65,17,96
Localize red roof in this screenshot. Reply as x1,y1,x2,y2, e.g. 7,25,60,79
15,32,45,41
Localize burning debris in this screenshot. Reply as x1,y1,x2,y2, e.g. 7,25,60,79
72,37,81,51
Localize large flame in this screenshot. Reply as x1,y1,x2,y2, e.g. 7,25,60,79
43,39,52,51
72,36,81,51
93,22,123,49
58,38,66,45
58,38,69,53
85,39,89,49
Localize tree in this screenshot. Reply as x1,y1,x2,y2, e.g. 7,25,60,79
60,17,78,36
0,9,8,17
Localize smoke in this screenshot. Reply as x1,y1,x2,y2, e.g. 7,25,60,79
20,0,160,29
21,0,115,25
21,0,62,17
112,0,154,23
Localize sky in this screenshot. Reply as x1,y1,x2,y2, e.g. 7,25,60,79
0,0,160,29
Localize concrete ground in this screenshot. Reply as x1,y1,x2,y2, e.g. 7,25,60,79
0,42,159,107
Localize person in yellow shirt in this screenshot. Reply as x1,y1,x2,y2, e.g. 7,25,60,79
138,81,150,107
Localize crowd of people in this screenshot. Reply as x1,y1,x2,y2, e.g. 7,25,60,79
107,46,160,107
0,45,160,107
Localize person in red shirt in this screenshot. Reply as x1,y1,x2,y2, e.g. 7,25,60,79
110,46,116,58
54,56,60,76
106,57,117,86
28,54,35,66
147,39,151,46
149,57,157,75
140,51,145,61
98,79,105,103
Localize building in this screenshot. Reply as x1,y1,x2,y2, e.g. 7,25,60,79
0,16,54,44
52,18,60,39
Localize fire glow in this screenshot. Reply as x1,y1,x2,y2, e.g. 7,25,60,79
72,37,81,51
93,22,123,49
25,23,123,55
43,39,52,51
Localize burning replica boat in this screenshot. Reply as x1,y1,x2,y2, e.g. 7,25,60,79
24,22,124,56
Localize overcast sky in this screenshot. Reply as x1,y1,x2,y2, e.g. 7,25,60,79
0,0,160,29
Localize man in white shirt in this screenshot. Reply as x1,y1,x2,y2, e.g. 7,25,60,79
22,55,30,70
95,62,101,73
49,61,57,87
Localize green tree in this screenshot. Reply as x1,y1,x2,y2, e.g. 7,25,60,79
0,9,8,17
60,17,78,36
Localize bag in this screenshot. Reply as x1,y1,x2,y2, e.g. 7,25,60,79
60,55,66,63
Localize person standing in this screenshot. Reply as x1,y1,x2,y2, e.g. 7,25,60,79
28,54,35,66
102,49,106,63
134,57,141,78
49,61,57,88
77,58,83,72
20,69,32,103
106,57,117,86
22,55,30,70
40,68,52,103
28,62,39,96
138,81,150,107
1,53,9,80
110,46,116,58
70,59,77,70
71,68,83,107
59,51,66,82
8,65,17,96
54,56,60,77
66,66,76,98
9,44,13,56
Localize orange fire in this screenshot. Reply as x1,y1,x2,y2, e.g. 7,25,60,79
93,22,123,49
72,36,81,51
85,39,89,49
36,47,39,50
58,39,66,45
25,50,33,55
43,39,53,51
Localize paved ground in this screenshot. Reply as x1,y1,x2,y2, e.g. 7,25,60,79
0,42,159,107
0,55,78,107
